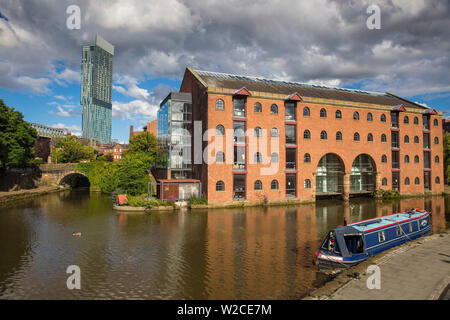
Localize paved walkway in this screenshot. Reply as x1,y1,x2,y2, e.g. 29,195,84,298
327,233,450,300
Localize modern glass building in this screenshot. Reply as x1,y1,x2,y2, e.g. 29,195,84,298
81,35,114,144
157,92,193,179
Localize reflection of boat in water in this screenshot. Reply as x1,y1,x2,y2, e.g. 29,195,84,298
314,208,432,270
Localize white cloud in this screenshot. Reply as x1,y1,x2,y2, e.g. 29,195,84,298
112,99,158,120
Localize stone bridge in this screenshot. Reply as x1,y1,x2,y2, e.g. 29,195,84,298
39,163,90,188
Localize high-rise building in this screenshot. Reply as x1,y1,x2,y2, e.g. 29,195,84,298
81,35,114,144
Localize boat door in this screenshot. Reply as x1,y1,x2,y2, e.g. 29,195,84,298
343,234,365,255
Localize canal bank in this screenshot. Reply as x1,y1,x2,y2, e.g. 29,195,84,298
0,185,70,204
304,231,450,300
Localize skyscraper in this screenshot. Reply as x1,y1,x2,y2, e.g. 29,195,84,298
81,35,114,144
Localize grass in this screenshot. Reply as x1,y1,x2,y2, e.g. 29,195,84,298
188,195,208,205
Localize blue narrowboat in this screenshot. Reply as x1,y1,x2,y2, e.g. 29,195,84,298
314,208,432,269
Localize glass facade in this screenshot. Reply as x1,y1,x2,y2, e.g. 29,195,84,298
81,35,114,144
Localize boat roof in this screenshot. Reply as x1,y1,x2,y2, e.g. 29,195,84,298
345,208,428,233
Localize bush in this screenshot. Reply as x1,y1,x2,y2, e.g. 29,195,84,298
374,189,400,199
188,195,208,205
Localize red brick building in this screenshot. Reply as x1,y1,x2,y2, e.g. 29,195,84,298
164,68,444,204
129,120,157,141
97,143,128,161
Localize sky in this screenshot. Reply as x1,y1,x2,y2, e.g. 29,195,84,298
0,0,449,143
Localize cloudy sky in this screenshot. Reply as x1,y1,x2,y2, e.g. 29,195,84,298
0,0,449,142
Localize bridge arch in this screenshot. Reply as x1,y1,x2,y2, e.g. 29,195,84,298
57,171,90,188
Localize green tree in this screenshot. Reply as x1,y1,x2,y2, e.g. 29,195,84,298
52,137,95,163
0,100,38,172
116,152,152,195
125,132,158,169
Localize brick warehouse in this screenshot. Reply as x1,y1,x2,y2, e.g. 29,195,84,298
156,67,444,204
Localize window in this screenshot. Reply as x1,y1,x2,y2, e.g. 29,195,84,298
303,107,310,117
216,180,225,191
271,180,279,190
233,121,245,143
354,132,360,141
423,133,430,149
254,152,263,164
415,177,420,185
434,119,438,126
367,113,373,121
254,180,262,190
271,153,278,163
435,156,439,163
404,135,409,143
424,151,431,169
435,176,440,184
381,114,386,122
216,124,225,136
423,115,430,130
233,98,245,116
254,102,262,113
286,173,296,197
434,137,439,145
271,128,278,138
381,155,387,163
382,178,387,186
405,177,410,185
304,153,311,163
233,146,246,170
286,149,296,169
409,223,413,233
381,134,387,142
391,131,399,148
233,174,245,200
286,124,296,144
404,155,410,163
320,108,327,118
254,127,262,137
216,151,225,163
321,130,327,140
335,110,342,119
285,102,296,120
414,117,419,124
414,136,419,144
392,151,399,169
396,226,402,237
216,99,224,110
367,133,373,142
404,116,409,124
414,155,419,163
353,111,360,120
378,231,386,242
303,130,311,139
270,104,278,114
336,131,342,141
304,179,311,189
391,112,399,128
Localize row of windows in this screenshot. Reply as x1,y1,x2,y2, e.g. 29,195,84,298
381,154,439,164
215,99,440,127
215,179,312,191
381,176,440,186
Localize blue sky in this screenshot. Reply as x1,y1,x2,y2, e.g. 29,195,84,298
1,1,449,143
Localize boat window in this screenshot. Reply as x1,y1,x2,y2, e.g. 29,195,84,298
320,235,330,250
321,232,340,253
378,231,386,242
344,235,364,254
396,226,402,237
409,223,413,233
417,221,420,230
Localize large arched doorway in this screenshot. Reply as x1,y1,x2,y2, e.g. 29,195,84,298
350,154,376,194
59,172,90,188
316,153,345,196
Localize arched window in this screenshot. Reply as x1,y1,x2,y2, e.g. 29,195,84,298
434,119,438,126
381,155,387,163
435,176,440,184
367,113,373,121
405,177,410,185
382,178,387,186
335,110,342,119
353,111,359,120
381,134,387,142
404,135,409,143
367,133,373,142
304,153,311,163
381,114,386,122
435,156,439,163
271,180,279,190
321,130,327,140
404,155,410,163
414,136,419,144
354,132,360,141
414,117,419,124
271,153,278,163
271,128,278,137
216,180,225,191
254,127,262,137
270,104,278,114
434,137,439,144
216,99,224,110
254,152,262,163
320,108,327,118
414,155,419,163
336,131,342,141
303,107,310,117
303,130,311,139
304,179,311,189
415,177,420,185
404,116,409,124
216,124,225,136
216,151,225,163
254,102,262,113
254,180,262,190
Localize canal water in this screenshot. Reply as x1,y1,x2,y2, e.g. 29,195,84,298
0,190,448,299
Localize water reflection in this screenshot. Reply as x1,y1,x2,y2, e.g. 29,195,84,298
0,190,448,299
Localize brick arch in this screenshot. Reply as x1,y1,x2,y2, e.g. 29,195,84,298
57,171,90,188
315,153,346,195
